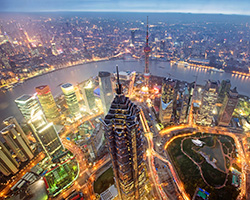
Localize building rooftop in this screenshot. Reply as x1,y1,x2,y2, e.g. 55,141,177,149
61,83,73,89
99,71,111,77
100,185,118,200
15,94,33,102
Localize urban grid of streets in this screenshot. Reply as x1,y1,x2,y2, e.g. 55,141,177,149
1,82,249,200
47,92,249,200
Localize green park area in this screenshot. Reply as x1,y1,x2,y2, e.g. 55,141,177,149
167,132,240,200
94,167,114,194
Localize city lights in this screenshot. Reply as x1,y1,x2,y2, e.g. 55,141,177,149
0,10,250,200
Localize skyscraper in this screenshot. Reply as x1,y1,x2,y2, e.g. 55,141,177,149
35,85,60,121
144,16,151,86
217,79,231,104
0,141,19,176
159,78,176,125
179,85,190,124
98,71,114,115
1,123,34,162
61,83,80,117
218,87,239,126
196,80,219,126
3,116,30,149
103,67,148,200
28,111,64,159
80,80,95,112
15,94,42,121
131,30,135,45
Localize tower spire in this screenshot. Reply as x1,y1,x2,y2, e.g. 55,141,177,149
116,65,122,94
146,16,149,46
144,16,151,86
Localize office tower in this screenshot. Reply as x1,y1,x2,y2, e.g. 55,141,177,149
218,87,239,126
128,71,136,97
217,79,231,104
159,78,176,125
144,16,151,86
28,111,64,159
98,71,114,115
179,86,190,124
131,30,135,45
161,40,166,51
15,94,42,121
61,83,80,117
1,124,34,162
0,141,19,176
3,116,30,148
35,85,60,121
196,80,219,126
80,80,95,112
103,67,148,200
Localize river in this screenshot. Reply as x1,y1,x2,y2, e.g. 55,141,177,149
0,60,249,126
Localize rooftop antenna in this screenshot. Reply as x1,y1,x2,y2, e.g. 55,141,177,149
116,65,122,94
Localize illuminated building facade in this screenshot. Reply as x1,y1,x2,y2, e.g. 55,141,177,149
103,67,148,200
0,141,19,176
159,78,176,125
80,80,95,112
196,80,219,126
218,87,239,126
3,116,30,146
98,71,114,115
28,112,64,159
35,85,60,121
15,94,42,121
61,83,80,117
1,118,34,162
144,16,151,86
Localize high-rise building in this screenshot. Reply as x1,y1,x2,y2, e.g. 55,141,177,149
217,79,231,104
0,141,19,176
218,87,239,126
98,71,114,115
3,116,30,149
15,94,42,121
159,78,176,125
1,123,34,162
144,16,151,86
131,30,135,45
80,80,96,112
61,83,80,117
196,80,219,126
28,111,64,159
179,86,190,124
35,85,60,121
103,67,148,200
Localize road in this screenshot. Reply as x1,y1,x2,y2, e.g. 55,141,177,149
160,124,247,199
54,111,109,200
0,152,45,198
139,106,170,200
140,103,190,200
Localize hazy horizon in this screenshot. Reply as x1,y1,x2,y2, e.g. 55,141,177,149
1,0,250,16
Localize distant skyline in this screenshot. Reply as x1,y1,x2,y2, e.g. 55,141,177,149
1,0,250,15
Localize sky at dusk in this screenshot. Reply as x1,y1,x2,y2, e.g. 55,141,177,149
0,0,250,15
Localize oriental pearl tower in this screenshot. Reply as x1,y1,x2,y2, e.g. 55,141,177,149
144,16,151,87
